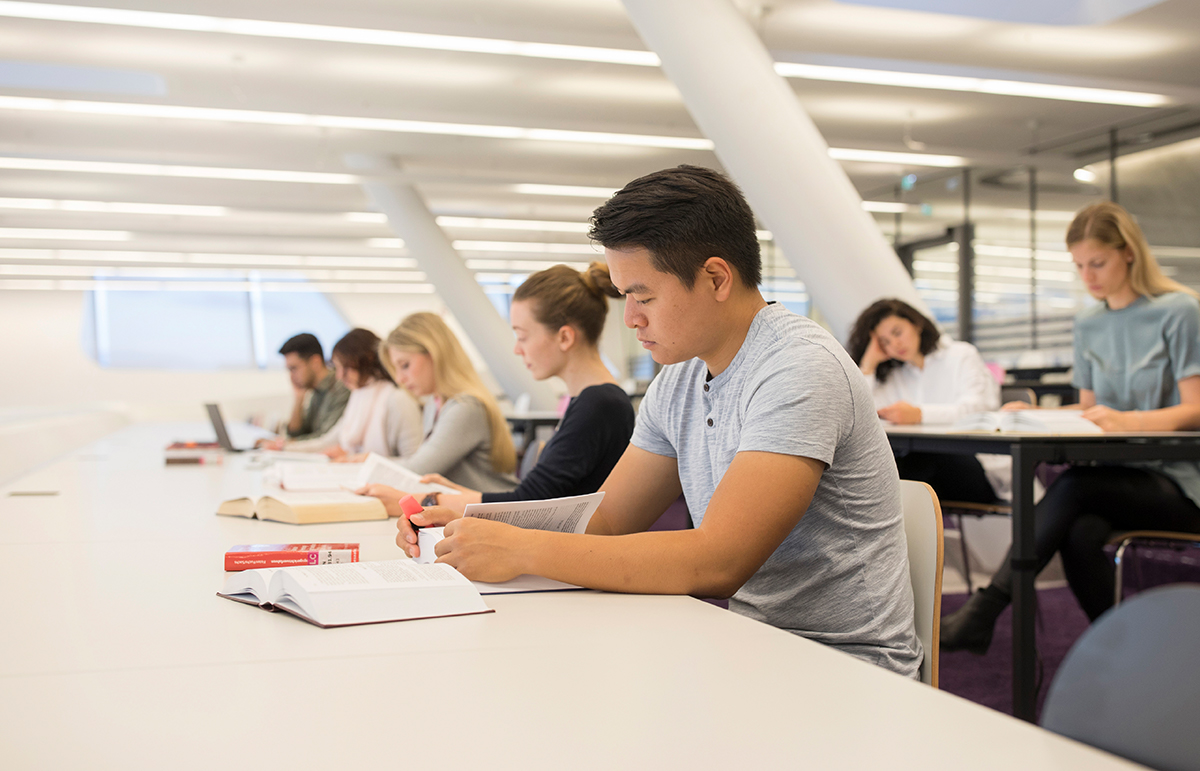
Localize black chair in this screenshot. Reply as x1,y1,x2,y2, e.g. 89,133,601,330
1041,585,1200,771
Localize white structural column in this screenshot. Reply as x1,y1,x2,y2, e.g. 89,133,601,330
622,0,929,342
346,154,558,410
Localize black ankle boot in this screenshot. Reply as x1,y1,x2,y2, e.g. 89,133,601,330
940,585,1010,655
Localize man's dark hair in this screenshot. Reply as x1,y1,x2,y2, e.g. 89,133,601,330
278,333,325,361
588,165,761,289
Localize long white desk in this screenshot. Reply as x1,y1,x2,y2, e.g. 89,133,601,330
0,424,1145,770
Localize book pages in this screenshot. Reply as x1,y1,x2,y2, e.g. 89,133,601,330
356,453,459,495
463,491,603,534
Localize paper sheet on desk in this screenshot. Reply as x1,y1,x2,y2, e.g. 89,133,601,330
414,527,583,594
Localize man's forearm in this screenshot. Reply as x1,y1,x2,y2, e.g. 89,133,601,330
520,527,746,599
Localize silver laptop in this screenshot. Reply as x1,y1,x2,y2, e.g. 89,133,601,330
205,403,247,452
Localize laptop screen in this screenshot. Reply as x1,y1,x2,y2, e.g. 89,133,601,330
205,403,240,452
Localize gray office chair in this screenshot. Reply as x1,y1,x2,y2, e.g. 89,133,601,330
1041,585,1200,771
1109,530,1200,607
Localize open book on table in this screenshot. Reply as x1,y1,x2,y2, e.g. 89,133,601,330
951,409,1103,435
216,491,387,525
218,559,493,627
413,492,602,592
276,453,460,495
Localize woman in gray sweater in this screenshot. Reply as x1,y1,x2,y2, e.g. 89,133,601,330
378,312,518,493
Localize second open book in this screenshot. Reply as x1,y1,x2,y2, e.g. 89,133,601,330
952,409,1103,434
218,453,460,524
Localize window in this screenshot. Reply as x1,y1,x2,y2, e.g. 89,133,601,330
81,280,350,370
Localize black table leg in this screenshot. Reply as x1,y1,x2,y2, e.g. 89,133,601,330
1010,442,1046,722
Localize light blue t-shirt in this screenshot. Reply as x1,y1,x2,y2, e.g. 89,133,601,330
632,303,921,677
1073,291,1200,506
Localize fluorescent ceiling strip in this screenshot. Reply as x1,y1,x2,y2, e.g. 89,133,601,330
773,62,1167,108
0,95,711,151
0,155,355,184
0,264,425,282
0,277,436,293
465,259,590,272
862,201,910,214
453,240,599,255
0,2,1167,108
0,2,658,66
513,183,619,198
0,248,418,269
0,95,965,165
0,227,130,240
435,216,590,233
828,148,966,167
0,196,226,216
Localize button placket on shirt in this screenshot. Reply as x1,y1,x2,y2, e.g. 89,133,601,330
703,380,715,427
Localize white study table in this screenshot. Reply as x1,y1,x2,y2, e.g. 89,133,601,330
0,423,1146,770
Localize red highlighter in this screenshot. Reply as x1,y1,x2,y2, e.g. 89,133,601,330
399,494,424,532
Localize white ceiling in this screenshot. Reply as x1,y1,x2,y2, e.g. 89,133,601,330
1,0,1198,295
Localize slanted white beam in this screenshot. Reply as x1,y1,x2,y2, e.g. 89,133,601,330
345,154,558,410
622,0,929,342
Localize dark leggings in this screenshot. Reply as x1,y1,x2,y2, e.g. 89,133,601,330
894,451,999,505
989,465,1200,620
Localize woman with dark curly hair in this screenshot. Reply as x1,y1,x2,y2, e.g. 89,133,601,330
847,298,1007,505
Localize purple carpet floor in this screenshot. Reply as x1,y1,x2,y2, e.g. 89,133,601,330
938,587,1090,719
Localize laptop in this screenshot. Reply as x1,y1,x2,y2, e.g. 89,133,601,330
205,403,248,452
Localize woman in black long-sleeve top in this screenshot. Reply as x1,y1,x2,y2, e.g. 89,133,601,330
362,262,635,518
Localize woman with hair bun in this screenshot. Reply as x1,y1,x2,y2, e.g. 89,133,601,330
942,201,1200,652
363,262,636,534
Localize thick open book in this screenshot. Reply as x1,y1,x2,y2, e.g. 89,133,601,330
952,409,1103,434
217,559,493,627
216,491,387,524
275,453,459,495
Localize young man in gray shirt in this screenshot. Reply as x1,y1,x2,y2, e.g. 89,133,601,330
406,165,921,677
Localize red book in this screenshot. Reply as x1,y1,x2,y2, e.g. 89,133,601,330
224,543,360,571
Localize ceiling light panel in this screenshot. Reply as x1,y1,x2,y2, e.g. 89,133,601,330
0,197,227,216
0,2,660,65
774,62,1168,107
0,95,712,150
0,2,1157,112
0,156,357,184
0,227,131,240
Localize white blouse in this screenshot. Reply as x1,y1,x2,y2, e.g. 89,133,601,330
869,337,1011,501
870,337,999,424
288,380,423,458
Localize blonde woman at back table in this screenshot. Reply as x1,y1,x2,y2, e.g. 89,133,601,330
365,312,519,493
941,201,1200,654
